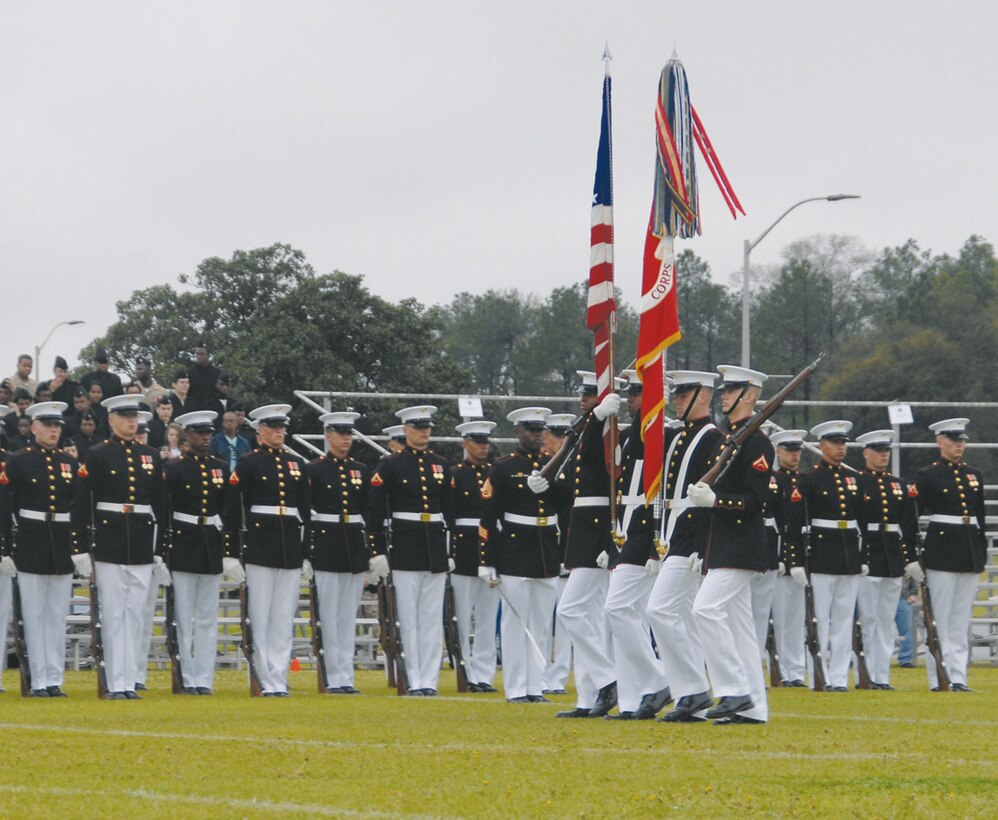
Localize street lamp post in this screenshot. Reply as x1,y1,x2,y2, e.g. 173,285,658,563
34,320,85,378
740,194,860,367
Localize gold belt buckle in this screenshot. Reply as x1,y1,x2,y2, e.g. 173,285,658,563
961,515,970,525
537,516,548,527
881,523,890,532
420,512,432,523
343,514,351,523
276,505,287,516
122,504,133,514
837,520,848,529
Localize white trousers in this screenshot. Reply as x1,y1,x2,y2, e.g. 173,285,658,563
857,575,902,685
558,567,613,709
172,571,222,690
392,570,446,691
134,574,160,686
810,573,859,689
96,561,153,694
605,564,668,712
18,573,73,689
245,564,300,695
499,575,557,700
0,576,10,674
925,570,979,688
542,574,571,691
451,574,499,686
772,575,806,683
315,570,365,688
694,568,768,721
647,555,708,698
750,571,777,669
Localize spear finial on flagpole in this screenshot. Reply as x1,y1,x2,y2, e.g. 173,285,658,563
603,41,612,73
671,42,679,60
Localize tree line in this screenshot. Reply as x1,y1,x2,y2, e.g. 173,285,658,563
80,236,998,474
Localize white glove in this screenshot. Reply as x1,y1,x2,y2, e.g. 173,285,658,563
596,550,610,569
778,561,786,575
0,556,16,578
687,482,716,508
448,557,456,573
152,556,172,587
559,563,569,577
72,552,93,579
302,558,314,581
526,471,549,494
593,392,621,421
644,558,661,576
687,552,702,574
860,564,870,576
223,556,246,584
904,560,925,584
369,554,389,581
478,565,498,586
790,566,808,588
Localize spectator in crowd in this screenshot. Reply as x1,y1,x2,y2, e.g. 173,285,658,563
187,344,222,410
208,410,252,471
124,382,143,395
169,370,196,418
35,381,53,402
160,421,184,460
1,379,14,409
205,372,238,425
7,415,33,450
4,388,33,438
896,574,919,668
81,347,123,400
62,440,79,459
49,356,78,406
8,354,36,398
148,396,173,449
133,356,168,405
69,412,101,459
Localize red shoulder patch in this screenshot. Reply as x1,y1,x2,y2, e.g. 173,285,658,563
229,471,239,485
790,487,802,503
371,472,384,487
0,469,7,486
907,483,918,498
752,454,770,473
77,464,88,478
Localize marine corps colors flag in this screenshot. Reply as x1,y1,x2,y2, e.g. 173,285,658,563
636,53,744,501
588,51,619,475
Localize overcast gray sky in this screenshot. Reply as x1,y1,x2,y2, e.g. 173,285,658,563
3,1,996,381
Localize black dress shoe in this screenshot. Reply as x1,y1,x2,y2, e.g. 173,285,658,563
555,707,591,718
507,696,531,704
930,687,940,692
477,683,498,693
467,682,483,693
714,714,766,725
179,687,197,695
828,686,849,693
787,679,807,688
420,688,437,697
340,686,361,695
106,691,127,700
604,711,634,721
527,695,549,703
660,691,713,722
632,687,673,720
196,687,213,695
134,683,148,692
29,689,50,698
587,681,618,718
46,686,68,698
704,694,753,720
124,691,142,700
273,691,290,697
327,687,348,694
264,692,277,697
873,683,894,691
899,661,915,668
951,682,972,692
407,689,425,697
542,688,568,696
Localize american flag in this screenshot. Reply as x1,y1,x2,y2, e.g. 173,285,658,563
588,63,618,472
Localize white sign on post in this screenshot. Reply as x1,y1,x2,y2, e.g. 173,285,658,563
458,396,484,419
887,403,914,426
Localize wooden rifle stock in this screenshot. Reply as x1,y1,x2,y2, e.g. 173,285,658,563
699,353,825,487
309,576,330,694
921,575,951,691
803,580,828,692
765,616,783,688
444,574,469,692
376,580,397,690
12,576,31,697
852,606,873,689
538,414,589,482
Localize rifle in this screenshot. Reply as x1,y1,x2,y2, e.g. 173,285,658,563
538,414,588,483
88,500,109,699
443,572,469,692
802,500,827,692
921,572,950,691
163,503,184,694
851,606,873,690
237,506,264,696
386,566,410,695
309,575,330,694
11,575,31,697
699,354,824,487
765,615,782,688
376,579,398,689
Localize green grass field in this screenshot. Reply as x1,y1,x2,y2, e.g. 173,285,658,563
0,665,994,818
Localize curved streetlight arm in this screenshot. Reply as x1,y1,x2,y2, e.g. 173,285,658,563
746,197,828,255
34,320,84,377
